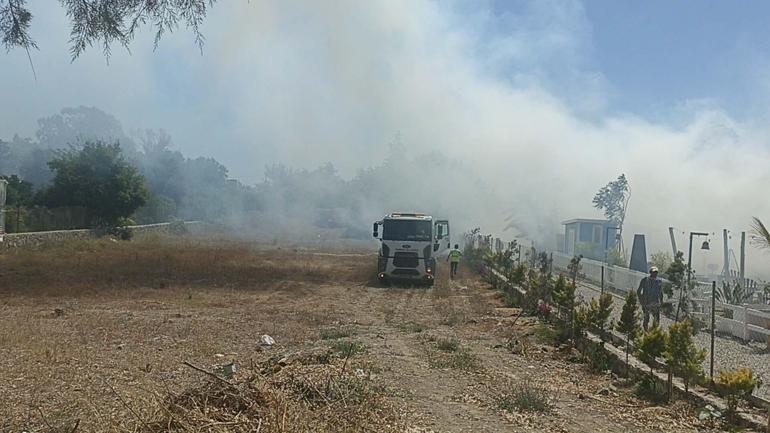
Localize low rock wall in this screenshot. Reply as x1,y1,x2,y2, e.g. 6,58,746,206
0,222,203,251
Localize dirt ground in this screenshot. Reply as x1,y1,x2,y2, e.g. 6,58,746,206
0,236,726,432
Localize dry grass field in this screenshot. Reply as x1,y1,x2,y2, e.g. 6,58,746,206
0,234,726,432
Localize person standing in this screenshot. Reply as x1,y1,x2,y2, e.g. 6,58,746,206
637,266,663,330
447,244,462,279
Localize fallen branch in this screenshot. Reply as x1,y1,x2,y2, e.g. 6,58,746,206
183,360,232,386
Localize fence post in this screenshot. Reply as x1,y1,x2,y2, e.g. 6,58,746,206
743,305,749,341
710,281,716,384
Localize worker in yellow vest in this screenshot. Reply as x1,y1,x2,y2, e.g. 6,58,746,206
447,244,462,279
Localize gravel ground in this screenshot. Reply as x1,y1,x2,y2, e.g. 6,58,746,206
574,280,770,400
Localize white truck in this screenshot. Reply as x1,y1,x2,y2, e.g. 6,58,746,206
372,212,450,285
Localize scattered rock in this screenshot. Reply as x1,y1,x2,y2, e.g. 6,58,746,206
260,334,275,346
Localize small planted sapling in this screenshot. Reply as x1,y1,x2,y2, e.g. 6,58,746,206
717,368,762,422
615,291,641,376
636,324,666,377
587,293,614,332
665,319,705,392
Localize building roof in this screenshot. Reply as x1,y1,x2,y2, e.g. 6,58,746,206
562,218,612,225
386,212,432,220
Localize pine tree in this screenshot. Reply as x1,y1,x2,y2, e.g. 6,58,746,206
665,319,706,392
552,274,575,320
588,293,614,332
636,324,667,376
615,291,641,375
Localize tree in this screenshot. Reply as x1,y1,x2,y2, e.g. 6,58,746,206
36,106,138,157
0,174,33,232
664,251,686,299
664,319,705,392
592,174,630,248
1,0,216,60
0,140,11,174
750,217,770,252
616,291,641,375
18,147,55,187
649,251,673,275
636,324,666,376
552,274,576,321
133,192,176,224
587,293,614,332
717,368,762,422
40,141,148,226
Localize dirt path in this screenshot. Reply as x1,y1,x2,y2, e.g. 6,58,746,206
0,250,725,432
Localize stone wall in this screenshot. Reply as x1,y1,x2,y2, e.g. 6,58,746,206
0,221,203,251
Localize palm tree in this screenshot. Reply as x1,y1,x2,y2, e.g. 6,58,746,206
751,217,770,251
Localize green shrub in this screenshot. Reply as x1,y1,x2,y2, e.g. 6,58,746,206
431,349,481,371
497,383,550,413
717,368,762,421
320,327,356,340
398,322,427,333
615,291,641,375
665,320,705,392
533,324,557,345
331,340,366,356
636,324,666,376
435,338,460,352
635,374,670,404
587,293,614,331
582,340,610,373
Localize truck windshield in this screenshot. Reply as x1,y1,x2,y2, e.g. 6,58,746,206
382,220,432,242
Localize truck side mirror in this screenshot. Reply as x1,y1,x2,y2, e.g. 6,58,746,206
434,242,440,252
437,225,444,239
372,223,378,238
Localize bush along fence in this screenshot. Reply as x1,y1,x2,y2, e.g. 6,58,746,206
549,250,770,347
0,221,202,251
463,230,770,431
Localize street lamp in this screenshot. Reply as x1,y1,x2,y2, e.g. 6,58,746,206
601,225,620,296
675,231,710,322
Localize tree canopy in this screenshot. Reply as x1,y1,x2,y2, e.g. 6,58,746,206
0,174,33,206
40,141,148,226
750,217,770,252
592,173,630,230
1,0,216,60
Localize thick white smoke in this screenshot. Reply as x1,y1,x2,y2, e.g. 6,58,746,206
1,1,769,277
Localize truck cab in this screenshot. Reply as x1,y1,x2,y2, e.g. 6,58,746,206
373,212,450,285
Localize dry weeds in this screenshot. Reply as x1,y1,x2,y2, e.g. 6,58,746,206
0,235,726,433
0,233,373,296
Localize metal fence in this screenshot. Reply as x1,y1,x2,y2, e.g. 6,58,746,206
551,251,648,293
690,298,770,344
550,250,770,345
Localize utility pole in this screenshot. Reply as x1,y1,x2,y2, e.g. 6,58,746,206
722,229,729,279
710,281,716,384
0,178,6,237
669,227,678,256
740,232,746,285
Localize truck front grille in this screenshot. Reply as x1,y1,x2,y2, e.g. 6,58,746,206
393,252,419,268
392,268,420,276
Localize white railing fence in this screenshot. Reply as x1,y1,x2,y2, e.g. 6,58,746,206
551,251,648,295
550,250,770,346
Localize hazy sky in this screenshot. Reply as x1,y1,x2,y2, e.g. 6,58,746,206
2,0,770,275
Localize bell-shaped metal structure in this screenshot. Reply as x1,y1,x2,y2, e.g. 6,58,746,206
701,240,710,250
